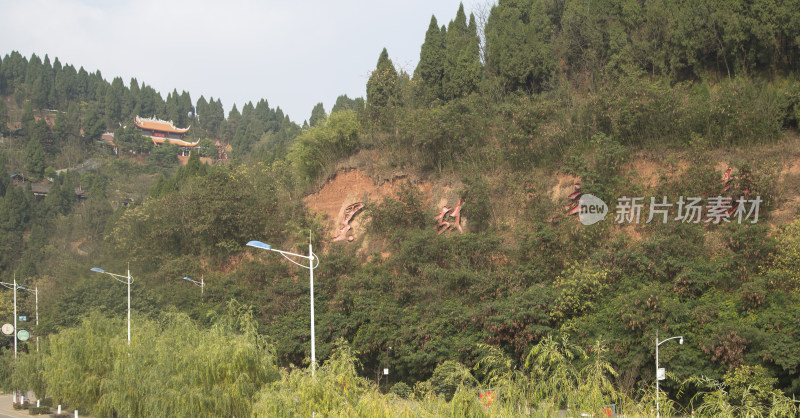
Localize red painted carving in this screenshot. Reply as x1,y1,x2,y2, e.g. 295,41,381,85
565,183,582,217
434,198,465,234
434,205,452,234
332,202,364,242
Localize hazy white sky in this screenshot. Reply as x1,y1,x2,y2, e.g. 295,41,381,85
0,0,487,123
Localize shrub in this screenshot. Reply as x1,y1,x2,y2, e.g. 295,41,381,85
27,406,50,415
702,78,786,146
428,360,478,402
390,381,412,398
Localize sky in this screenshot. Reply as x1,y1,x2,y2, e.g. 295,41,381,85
0,0,488,123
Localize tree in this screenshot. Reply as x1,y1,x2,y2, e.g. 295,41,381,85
21,101,34,136
485,0,556,93
0,158,9,197
53,103,81,142
331,94,364,113
104,76,125,124
309,102,326,127
442,4,483,100
24,138,46,180
198,138,215,159
0,99,7,134
82,106,105,143
414,15,446,105
0,184,31,231
289,110,360,183
366,48,399,123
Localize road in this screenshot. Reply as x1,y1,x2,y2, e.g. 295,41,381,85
0,394,34,418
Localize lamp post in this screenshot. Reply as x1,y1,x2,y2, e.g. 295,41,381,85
247,236,319,376
180,276,204,295
0,277,19,358
17,285,37,352
385,346,392,393
656,331,683,418
90,266,133,345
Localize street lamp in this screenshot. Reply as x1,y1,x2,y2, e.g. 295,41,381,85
247,236,319,376
385,346,392,393
17,285,37,352
655,331,684,418
0,276,20,358
180,276,204,295
90,266,133,345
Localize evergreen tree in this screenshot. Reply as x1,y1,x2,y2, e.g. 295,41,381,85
0,98,8,134
442,4,483,100
414,15,446,105
309,102,326,127
331,94,365,113
366,48,399,121
179,90,194,124
228,103,241,120
0,157,9,197
53,103,81,142
166,89,181,125
0,183,31,231
82,106,105,143
181,148,206,179
24,138,46,180
21,101,35,135
104,77,125,123
196,95,208,132
129,77,141,118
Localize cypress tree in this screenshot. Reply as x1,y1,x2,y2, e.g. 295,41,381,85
332,94,364,113
485,0,556,93
414,15,446,105
21,101,35,136
0,157,9,197
24,138,46,180
0,99,8,135
442,3,483,100
366,48,399,122
309,102,326,127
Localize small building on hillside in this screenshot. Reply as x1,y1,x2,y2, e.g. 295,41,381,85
215,140,230,161
99,132,118,155
134,116,198,156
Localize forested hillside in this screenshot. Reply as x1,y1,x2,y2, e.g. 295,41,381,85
2,0,800,416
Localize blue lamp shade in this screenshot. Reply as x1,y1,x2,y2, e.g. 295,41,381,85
17,286,25,290
183,277,192,281
90,267,106,273
246,241,271,250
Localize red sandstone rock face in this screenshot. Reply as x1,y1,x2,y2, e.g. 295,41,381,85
303,170,438,241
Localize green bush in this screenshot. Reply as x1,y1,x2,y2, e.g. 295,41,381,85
398,95,489,173
702,78,786,146
366,180,427,243
428,360,478,402
288,110,360,184
389,381,412,398
589,76,688,147
27,406,50,415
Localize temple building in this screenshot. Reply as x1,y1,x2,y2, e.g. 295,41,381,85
134,116,198,156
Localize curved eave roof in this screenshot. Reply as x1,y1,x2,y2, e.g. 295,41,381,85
134,116,190,134
150,137,199,147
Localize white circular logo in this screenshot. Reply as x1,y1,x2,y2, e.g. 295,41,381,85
578,194,608,226
1,324,12,335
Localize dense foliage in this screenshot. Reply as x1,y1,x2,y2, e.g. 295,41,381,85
2,0,800,415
